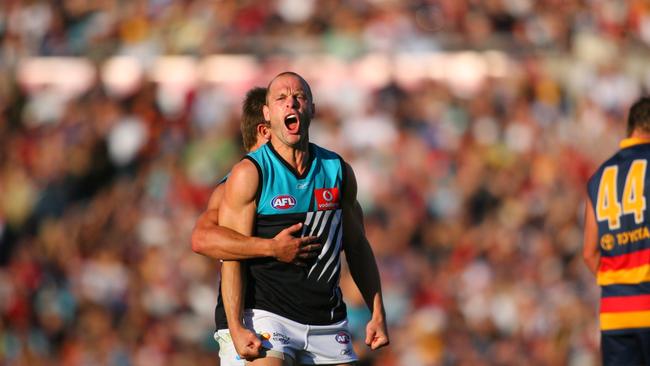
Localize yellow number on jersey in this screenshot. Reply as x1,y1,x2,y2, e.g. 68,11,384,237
596,160,648,230
597,166,622,229
622,160,647,224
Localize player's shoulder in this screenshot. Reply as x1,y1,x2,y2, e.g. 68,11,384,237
312,143,349,178
228,158,260,186
222,158,261,203
587,150,626,186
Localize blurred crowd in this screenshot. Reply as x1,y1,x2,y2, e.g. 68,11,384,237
0,0,650,61
2,0,650,365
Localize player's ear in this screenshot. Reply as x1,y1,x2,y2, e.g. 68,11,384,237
263,104,270,122
258,123,271,140
310,103,315,117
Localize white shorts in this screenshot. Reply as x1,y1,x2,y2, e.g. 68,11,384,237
214,329,246,366
243,309,358,365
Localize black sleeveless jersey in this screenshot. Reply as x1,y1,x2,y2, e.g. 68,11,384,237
243,142,347,325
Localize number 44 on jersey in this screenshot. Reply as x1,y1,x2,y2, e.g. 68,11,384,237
596,159,647,230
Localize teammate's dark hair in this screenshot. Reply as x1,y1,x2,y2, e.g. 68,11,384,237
265,71,313,104
241,87,268,151
628,97,650,135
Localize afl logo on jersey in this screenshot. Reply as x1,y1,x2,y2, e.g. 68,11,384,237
271,195,297,210
335,331,350,344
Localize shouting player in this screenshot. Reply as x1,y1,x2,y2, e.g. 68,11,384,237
191,87,322,366
219,72,389,365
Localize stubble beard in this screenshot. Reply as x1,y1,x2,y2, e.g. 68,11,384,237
274,116,310,150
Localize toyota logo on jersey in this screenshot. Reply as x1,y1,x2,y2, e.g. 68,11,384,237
271,195,297,210
315,187,340,210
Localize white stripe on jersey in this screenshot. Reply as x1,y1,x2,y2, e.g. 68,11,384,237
308,209,341,278
308,211,324,236
301,211,315,237
319,223,343,282
331,288,342,320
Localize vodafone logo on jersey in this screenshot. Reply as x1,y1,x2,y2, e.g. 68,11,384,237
315,187,340,210
271,195,297,210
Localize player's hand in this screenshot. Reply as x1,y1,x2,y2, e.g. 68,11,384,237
231,326,262,361
365,317,389,350
271,223,322,265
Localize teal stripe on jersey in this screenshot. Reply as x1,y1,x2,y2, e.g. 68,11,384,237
248,143,343,215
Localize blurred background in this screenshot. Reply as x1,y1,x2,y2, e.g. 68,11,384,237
1,0,650,365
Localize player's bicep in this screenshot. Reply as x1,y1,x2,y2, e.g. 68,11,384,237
342,163,366,253
206,183,225,211
195,185,224,229
219,159,259,236
353,200,366,234
342,162,358,205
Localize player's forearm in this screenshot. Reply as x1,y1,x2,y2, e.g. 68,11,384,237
192,220,273,260
582,200,600,277
344,210,385,318
347,242,385,319
222,261,247,332
192,210,273,260
367,289,386,322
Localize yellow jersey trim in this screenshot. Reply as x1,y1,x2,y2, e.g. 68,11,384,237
620,137,650,149
600,310,650,331
597,263,650,286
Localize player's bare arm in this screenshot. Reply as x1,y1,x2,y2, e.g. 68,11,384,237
191,184,321,263
341,162,389,350
583,196,600,276
219,159,264,360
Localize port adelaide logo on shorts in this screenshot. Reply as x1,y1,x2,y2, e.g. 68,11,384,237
271,194,297,210
335,331,350,344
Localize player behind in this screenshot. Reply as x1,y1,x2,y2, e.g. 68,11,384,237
191,86,322,366
583,96,650,366
219,72,389,365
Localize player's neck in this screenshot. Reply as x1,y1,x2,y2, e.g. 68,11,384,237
629,130,650,140
270,138,311,174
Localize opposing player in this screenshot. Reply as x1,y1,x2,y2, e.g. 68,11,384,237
219,72,389,365
191,87,322,366
583,97,650,366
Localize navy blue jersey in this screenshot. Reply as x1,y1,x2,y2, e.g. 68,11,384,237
586,138,650,333
244,142,347,325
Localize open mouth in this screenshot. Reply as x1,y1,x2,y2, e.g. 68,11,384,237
284,114,299,133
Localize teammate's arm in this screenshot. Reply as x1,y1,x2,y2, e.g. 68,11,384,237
218,159,263,360
583,196,600,276
341,162,389,350
191,184,319,263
